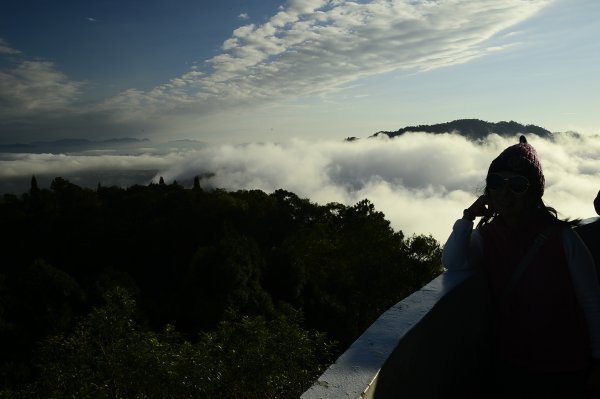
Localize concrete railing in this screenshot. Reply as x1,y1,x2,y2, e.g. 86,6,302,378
301,270,494,399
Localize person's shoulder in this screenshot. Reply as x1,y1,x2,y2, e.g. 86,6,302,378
575,219,600,235
583,218,600,228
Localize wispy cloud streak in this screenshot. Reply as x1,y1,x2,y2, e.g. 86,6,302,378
0,151,185,179
0,38,21,55
100,0,554,120
0,60,84,118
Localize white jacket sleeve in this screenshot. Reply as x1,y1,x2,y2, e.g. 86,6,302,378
442,218,484,271
562,228,600,359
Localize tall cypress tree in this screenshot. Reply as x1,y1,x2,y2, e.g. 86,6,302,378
30,175,39,194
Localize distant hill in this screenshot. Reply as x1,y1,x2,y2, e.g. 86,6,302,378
370,119,552,141
0,138,212,154
0,137,151,153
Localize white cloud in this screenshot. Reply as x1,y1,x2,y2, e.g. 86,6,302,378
0,60,85,117
0,38,21,55
143,132,599,242
0,151,185,179
238,13,249,20
99,0,554,123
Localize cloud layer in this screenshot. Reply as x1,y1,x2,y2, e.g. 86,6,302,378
151,132,600,241
4,131,598,243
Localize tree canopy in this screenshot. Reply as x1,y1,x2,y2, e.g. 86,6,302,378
0,177,443,397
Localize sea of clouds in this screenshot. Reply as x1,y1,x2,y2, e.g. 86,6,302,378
1,132,599,243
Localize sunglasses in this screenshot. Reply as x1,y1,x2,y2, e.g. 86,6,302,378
486,173,530,194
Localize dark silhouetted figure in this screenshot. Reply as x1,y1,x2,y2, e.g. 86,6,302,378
575,190,600,282
444,137,600,397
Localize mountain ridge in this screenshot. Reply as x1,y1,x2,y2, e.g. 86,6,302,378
369,119,552,141
0,137,152,153
0,120,556,152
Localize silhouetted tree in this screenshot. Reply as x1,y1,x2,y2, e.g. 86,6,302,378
29,175,39,194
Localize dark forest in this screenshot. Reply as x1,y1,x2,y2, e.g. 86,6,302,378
0,176,443,398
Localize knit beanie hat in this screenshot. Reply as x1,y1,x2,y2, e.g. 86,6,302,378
487,135,545,197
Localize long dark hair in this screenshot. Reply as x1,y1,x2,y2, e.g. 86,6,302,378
475,188,574,229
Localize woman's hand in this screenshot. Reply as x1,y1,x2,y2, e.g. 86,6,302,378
462,195,492,221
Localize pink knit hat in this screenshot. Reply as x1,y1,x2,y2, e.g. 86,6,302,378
487,136,545,197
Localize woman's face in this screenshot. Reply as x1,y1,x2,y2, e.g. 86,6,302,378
486,171,537,219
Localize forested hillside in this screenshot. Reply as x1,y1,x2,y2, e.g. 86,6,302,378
0,177,443,398
372,119,552,141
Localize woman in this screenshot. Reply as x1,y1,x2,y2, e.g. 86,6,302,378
442,136,600,398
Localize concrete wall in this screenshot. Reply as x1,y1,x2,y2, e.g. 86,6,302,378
301,270,494,399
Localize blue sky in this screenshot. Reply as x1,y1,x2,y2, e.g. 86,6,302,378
1,1,283,96
2,0,600,240
1,0,599,144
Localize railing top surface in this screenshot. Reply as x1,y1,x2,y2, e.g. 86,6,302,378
300,270,472,399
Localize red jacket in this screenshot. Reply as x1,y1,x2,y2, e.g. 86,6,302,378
479,215,591,372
